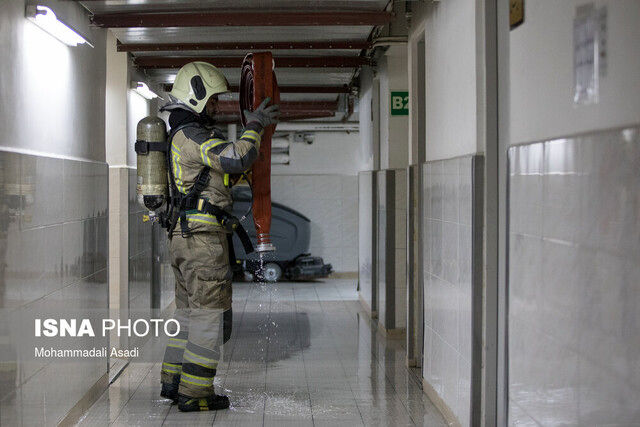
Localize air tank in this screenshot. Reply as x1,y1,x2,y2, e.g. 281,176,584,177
135,116,167,211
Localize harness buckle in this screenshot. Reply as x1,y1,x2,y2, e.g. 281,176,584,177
134,140,149,155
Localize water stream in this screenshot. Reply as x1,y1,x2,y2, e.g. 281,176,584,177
221,248,287,414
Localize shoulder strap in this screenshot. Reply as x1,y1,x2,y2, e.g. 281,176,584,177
165,123,200,236
168,122,200,143
190,167,211,197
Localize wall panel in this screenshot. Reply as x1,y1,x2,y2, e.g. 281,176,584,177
508,126,640,425
421,155,483,426
0,152,108,425
376,169,407,332
358,171,377,315
271,174,358,273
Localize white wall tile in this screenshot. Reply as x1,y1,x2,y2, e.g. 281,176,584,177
358,172,375,310
457,356,471,427
508,127,640,425
428,332,445,396
421,156,476,425
342,246,358,272
275,174,357,272
0,152,109,426
341,176,357,200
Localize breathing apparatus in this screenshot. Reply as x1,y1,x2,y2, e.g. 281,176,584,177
133,64,255,254
134,62,228,209
134,57,278,254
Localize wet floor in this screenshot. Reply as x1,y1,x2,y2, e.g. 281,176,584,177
78,279,446,426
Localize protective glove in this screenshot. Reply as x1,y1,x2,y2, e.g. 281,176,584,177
243,97,280,128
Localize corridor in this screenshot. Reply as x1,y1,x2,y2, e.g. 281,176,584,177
78,280,446,426
1,0,639,425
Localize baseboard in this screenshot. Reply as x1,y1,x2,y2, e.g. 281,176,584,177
422,377,462,427
358,293,378,319
331,271,358,279
58,372,109,427
376,322,405,339
109,358,129,384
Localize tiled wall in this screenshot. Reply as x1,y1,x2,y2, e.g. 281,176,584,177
126,172,355,310
127,169,173,313
422,155,482,426
0,151,108,425
270,174,358,272
154,223,174,312
128,169,151,312
358,171,377,314
376,169,407,331
508,126,640,424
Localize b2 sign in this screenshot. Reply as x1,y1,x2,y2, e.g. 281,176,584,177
390,91,409,116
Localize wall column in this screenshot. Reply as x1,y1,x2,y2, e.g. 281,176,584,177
105,30,130,316
375,45,410,335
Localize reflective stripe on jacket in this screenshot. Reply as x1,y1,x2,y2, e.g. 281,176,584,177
170,122,263,232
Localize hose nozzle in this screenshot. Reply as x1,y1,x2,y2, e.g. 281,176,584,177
256,233,276,253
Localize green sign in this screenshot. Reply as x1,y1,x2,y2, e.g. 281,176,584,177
390,91,409,116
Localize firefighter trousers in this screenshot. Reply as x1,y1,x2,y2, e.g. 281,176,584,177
161,231,233,398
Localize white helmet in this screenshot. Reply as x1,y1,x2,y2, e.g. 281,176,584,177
169,62,230,113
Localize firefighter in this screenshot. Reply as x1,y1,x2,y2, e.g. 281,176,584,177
158,61,279,412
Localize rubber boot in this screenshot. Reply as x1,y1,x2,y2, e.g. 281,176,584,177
160,377,180,403
177,393,230,412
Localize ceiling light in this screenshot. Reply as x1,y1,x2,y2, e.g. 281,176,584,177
26,5,92,47
134,82,160,100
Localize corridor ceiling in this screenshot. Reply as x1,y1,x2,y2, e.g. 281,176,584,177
79,0,393,120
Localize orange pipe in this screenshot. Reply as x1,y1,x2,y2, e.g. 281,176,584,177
240,52,280,252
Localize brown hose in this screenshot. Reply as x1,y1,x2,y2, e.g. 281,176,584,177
240,52,280,252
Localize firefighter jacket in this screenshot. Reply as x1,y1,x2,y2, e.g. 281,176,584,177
169,116,263,233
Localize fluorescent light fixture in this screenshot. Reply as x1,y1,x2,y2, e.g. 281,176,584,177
26,5,92,47
134,82,160,100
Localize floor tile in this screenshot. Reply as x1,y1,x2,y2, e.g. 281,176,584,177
79,279,447,426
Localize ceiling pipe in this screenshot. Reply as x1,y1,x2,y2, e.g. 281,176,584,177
161,83,351,94
134,56,370,69
371,36,408,47
91,11,394,28
217,100,339,113
214,112,336,124
274,122,359,132
117,40,373,52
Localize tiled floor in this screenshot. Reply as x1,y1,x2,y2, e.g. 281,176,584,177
78,279,446,426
